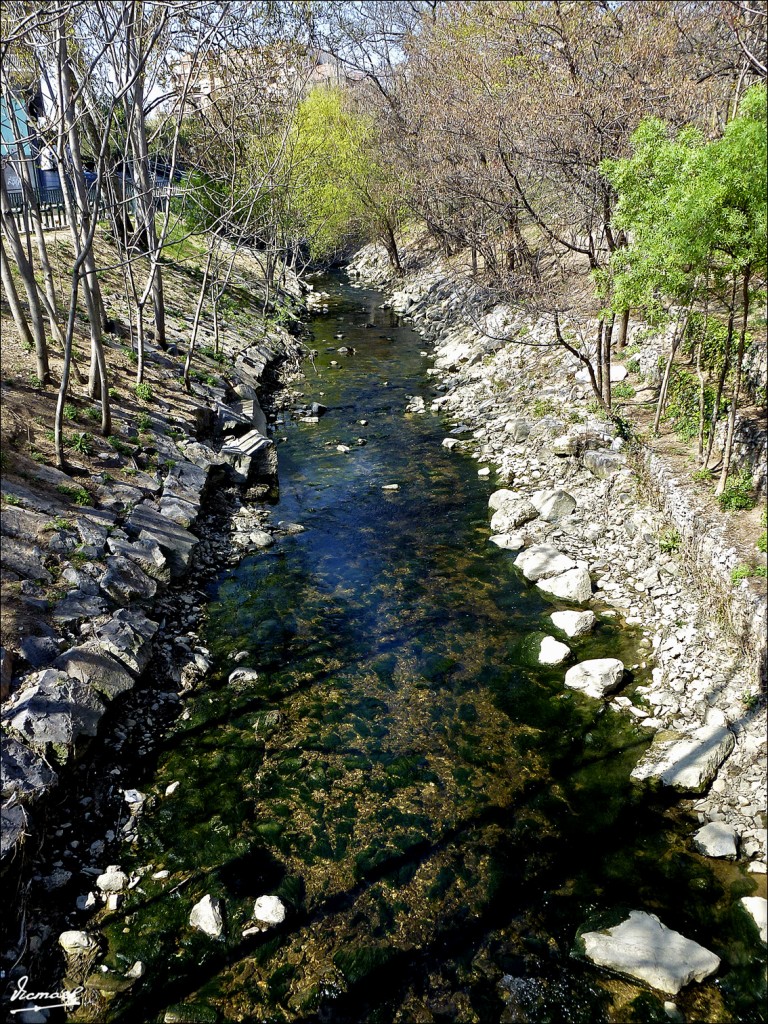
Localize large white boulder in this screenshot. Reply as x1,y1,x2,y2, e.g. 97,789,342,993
532,489,577,522
96,867,128,894
631,721,735,793
693,822,738,860
189,894,225,940
537,566,592,604
550,610,596,638
514,545,575,582
580,911,720,994
741,896,767,944
565,658,624,698
537,636,571,665
488,489,518,512
253,894,286,927
490,499,538,534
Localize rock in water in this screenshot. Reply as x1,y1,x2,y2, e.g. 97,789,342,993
631,717,735,793
550,610,596,638
189,894,225,940
253,894,286,927
514,545,575,582
692,822,738,859
579,910,720,994
536,566,592,604
564,659,624,698
537,636,571,665
740,896,767,944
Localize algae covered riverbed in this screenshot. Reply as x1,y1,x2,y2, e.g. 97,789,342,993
85,277,764,1024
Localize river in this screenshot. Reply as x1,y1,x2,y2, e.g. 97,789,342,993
92,275,762,1024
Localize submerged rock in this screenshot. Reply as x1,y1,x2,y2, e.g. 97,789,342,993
579,910,720,994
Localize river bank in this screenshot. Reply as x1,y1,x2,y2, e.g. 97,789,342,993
0,234,310,1003
347,240,767,889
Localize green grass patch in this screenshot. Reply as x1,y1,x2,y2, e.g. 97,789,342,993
717,471,757,512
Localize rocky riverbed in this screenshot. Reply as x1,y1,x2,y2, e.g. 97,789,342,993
348,244,767,899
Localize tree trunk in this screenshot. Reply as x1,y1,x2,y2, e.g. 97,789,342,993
0,171,50,383
595,319,604,397
603,313,615,409
653,311,689,436
616,307,629,352
183,246,213,392
54,270,81,468
715,270,751,496
58,13,111,434
0,236,36,353
703,284,737,469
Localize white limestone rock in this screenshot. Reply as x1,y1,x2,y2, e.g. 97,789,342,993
253,894,286,927
488,489,518,512
96,868,128,894
550,610,596,638
536,566,592,604
579,910,720,994
489,533,525,551
532,489,577,522
537,636,571,666
631,722,735,794
515,545,575,582
565,659,624,699
189,894,225,940
59,929,96,953
693,822,738,860
740,896,767,944
490,498,539,534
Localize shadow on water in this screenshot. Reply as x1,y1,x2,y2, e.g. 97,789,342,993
96,275,765,1024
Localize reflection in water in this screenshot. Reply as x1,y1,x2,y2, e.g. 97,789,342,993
98,278,763,1024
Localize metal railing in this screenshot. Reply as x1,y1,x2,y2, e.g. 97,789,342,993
5,181,185,229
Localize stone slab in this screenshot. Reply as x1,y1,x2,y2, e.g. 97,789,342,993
2,669,105,755
93,609,159,676
631,722,735,794
55,641,135,701
580,911,720,994
125,502,199,578
1,736,58,803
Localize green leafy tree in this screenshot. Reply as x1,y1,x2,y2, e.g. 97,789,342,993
287,87,407,268
603,84,767,489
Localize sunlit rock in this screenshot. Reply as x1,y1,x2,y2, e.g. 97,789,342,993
536,566,592,603
537,636,571,665
579,911,720,994
564,658,624,698
189,894,225,940
740,896,767,944
253,895,286,928
550,610,596,638
693,822,738,859
514,545,575,582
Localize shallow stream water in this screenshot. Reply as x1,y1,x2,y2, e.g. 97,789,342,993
93,275,763,1024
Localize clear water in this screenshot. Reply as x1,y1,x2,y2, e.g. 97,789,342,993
96,276,765,1024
